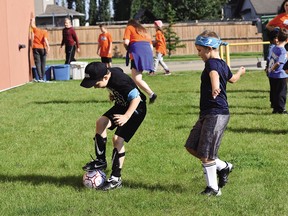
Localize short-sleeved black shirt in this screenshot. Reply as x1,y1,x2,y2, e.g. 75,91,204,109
200,58,233,116
107,67,146,107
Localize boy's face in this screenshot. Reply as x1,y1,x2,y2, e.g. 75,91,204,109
195,45,211,62
93,74,109,88
100,26,106,33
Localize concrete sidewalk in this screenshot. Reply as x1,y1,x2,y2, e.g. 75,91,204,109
114,58,265,74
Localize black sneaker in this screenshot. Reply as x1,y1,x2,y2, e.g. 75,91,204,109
149,93,157,104
101,176,122,191
82,159,107,171
200,186,221,196
164,70,171,75
217,162,233,188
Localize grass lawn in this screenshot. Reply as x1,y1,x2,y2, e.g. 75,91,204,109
0,69,287,216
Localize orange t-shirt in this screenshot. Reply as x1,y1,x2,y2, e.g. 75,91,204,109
98,32,112,58
267,13,288,29
123,25,152,60
31,27,47,49
123,25,151,43
155,30,167,55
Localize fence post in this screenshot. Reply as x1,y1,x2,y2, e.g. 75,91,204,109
225,45,231,67
220,46,224,60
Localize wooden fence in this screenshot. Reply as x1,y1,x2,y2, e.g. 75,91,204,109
46,21,264,61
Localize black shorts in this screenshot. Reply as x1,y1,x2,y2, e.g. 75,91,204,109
103,102,146,142
130,60,136,70
101,57,112,63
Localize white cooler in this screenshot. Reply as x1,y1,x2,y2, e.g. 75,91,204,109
70,61,88,80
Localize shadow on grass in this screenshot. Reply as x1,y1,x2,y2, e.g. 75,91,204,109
228,89,269,93
33,99,108,104
0,174,187,193
0,174,84,190
123,180,186,193
227,127,288,134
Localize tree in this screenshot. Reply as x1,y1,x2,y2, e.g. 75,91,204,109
75,0,86,25
67,0,74,9
172,0,226,21
164,3,186,57
113,0,133,21
112,0,226,22
98,0,111,22
88,0,97,25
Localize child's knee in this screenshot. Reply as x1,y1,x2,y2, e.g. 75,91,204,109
96,116,110,130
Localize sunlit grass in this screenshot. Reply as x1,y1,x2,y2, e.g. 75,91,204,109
0,69,287,215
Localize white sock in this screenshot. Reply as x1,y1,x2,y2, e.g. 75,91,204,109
215,158,227,171
202,162,218,191
150,93,154,98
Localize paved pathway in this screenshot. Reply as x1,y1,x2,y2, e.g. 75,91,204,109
114,58,265,74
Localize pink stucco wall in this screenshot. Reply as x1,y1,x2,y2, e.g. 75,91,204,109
0,0,34,91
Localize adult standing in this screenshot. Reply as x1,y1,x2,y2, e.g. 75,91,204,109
97,24,113,68
123,19,157,104
266,0,288,32
30,18,50,82
60,18,80,64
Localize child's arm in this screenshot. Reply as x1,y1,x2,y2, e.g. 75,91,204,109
209,70,221,99
229,66,246,83
270,62,280,72
44,37,50,53
113,96,141,126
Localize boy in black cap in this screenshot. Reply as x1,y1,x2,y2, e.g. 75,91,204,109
80,62,147,190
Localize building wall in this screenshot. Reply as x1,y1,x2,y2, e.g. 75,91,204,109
0,0,34,92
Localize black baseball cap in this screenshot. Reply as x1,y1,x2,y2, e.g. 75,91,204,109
80,62,108,88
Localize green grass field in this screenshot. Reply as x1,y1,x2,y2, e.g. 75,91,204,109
0,69,287,215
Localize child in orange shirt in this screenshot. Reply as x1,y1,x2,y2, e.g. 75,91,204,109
30,18,50,82
150,20,171,75
97,24,113,68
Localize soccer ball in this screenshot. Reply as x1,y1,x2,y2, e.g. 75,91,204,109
83,170,106,189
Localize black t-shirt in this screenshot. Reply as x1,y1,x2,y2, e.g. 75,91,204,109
107,67,146,107
200,58,233,116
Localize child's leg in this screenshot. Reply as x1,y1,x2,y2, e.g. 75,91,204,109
111,135,126,177
215,158,233,188
153,52,161,72
82,116,111,171
101,135,125,190
131,68,155,97
201,160,221,196
201,160,218,191
158,53,169,72
278,78,287,112
94,116,112,161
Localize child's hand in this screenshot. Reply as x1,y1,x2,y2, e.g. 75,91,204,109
212,88,221,99
239,66,246,75
113,114,129,126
